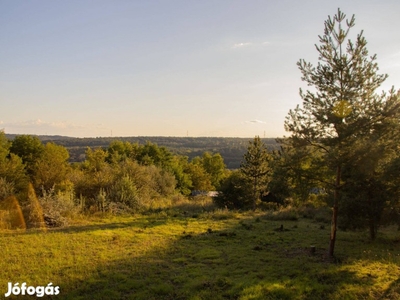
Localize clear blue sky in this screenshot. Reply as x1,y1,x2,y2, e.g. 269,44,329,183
1,0,399,138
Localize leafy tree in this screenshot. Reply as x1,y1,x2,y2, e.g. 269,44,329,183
168,156,191,195
185,163,213,192
9,135,44,177
240,136,272,210
0,131,10,159
0,132,28,194
137,142,173,168
83,148,108,172
33,143,70,192
74,147,114,207
192,152,226,189
285,9,400,256
107,140,139,163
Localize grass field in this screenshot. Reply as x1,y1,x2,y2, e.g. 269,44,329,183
1,208,400,299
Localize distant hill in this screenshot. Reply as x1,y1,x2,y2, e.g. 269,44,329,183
5,134,280,169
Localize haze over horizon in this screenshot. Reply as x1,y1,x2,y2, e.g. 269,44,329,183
1,1,399,138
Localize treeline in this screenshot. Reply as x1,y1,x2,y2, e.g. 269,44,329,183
5,134,279,169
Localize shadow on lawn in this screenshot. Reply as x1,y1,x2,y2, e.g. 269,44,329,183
50,213,400,300
56,217,168,234
0,215,169,237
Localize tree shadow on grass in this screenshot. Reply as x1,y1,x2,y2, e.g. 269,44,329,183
0,215,169,237
56,217,168,234
43,214,400,300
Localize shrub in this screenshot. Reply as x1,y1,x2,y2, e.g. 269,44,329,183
214,171,253,209
38,186,81,227
109,175,140,210
147,166,176,197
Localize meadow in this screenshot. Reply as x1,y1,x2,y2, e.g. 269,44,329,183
1,199,400,300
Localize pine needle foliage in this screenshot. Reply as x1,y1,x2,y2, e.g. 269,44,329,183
284,8,400,256
240,136,272,210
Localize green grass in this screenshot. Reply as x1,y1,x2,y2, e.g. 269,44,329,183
1,211,400,299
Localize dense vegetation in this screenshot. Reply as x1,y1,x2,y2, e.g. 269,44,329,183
4,134,280,169
0,132,234,227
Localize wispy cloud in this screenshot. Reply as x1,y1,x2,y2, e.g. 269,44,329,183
231,41,272,50
1,119,83,130
1,119,109,137
232,42,252,49
245,120,266,124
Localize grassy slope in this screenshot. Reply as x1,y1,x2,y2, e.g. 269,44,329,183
1,211,400,300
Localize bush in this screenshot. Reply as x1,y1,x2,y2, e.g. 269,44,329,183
214,171,253,209
38,186,81,227
109,175,140,210
147,166,176,197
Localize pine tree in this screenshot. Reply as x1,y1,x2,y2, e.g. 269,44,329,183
285,9,400,256
240,136,271,210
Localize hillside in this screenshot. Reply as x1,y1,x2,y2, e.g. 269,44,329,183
2,209,399,299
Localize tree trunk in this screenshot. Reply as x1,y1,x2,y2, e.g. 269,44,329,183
368,195,376,240
329,165,341,257
369,217,376,240
253,176,257,211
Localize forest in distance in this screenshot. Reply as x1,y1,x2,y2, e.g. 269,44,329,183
5,134,280,169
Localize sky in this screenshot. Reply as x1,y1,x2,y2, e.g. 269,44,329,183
1,0,399,138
